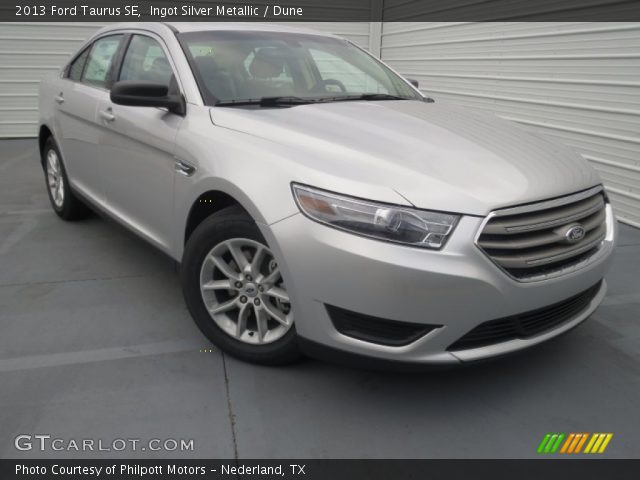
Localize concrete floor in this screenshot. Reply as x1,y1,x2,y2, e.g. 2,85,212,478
1,139,639,459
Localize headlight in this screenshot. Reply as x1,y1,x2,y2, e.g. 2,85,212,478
292,184,459,249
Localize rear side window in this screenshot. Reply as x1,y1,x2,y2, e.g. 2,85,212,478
81,35,124,89
119,35,174,88
68,47,90,81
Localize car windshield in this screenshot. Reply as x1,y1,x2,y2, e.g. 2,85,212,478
178,30,422,106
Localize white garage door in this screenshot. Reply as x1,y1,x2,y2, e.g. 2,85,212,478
380,22,640,228
0,22,110,138
0,22,371,138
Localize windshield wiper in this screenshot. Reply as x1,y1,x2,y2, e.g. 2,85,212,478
319,93,412,102
214,93,418,107
215,96,316,107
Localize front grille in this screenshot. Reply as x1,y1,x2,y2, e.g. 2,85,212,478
326,305,440,347
477,188,607,280
447,281,602,351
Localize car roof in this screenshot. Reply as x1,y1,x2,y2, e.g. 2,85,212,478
170,22,336,36
98,22,338,39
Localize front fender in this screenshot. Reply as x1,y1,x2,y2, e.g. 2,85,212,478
172,106,302,260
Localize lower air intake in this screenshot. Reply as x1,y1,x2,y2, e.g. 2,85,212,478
327,305,440,347
448,281,602,351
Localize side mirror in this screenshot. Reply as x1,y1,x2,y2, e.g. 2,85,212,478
406,78,419,88
110,81,185,116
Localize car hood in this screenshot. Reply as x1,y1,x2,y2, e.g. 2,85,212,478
209,100,601,215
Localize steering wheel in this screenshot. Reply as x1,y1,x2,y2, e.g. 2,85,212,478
313,78,347,94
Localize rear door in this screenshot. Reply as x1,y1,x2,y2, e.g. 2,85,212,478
95,33,185,253
55,34,125,203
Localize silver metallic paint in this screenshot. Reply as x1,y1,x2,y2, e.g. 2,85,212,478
39,23,617,364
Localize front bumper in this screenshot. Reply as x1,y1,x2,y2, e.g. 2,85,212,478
259,205,616,365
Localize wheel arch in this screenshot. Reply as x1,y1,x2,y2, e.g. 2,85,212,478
38,124,54,167
184,189,251,247
179,172,297,258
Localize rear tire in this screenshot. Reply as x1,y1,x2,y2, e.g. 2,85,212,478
42,137,90,220
181,206,301,365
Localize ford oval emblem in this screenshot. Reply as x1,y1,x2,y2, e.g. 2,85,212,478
565,224,586,243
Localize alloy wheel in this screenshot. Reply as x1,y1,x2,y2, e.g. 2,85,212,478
199,238,293,345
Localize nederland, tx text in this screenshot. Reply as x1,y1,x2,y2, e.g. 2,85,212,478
16,464,307,476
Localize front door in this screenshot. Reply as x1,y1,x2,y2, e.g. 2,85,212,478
96,33,184,253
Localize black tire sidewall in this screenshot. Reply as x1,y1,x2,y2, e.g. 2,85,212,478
181,208,300,365
43,138,67,215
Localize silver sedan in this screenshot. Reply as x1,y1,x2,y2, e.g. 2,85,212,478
38,23,617,367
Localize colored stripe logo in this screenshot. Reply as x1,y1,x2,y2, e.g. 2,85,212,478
537,433,613,454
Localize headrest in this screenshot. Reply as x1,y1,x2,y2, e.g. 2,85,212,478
151,57,170,71
249,49,284,79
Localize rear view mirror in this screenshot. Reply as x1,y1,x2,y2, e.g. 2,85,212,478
110,81,185,115
406,78,419,88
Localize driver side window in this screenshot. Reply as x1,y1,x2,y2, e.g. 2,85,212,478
119,35,175,89
308,48,389,94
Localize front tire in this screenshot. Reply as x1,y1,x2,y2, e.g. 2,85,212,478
42,137,90,220
181,206,301,365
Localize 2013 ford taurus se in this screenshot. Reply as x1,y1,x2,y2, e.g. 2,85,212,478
38,23,617,367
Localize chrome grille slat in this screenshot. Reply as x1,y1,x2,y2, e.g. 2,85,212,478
478,208,606,250
482,194,604,235
487,224,606,268
477,188,607,280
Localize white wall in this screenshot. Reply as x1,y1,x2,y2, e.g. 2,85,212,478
0,23,108,137
380,22,640,227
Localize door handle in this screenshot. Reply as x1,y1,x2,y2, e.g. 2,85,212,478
99,109,115,122
175,159,196,176
55,94,64,104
